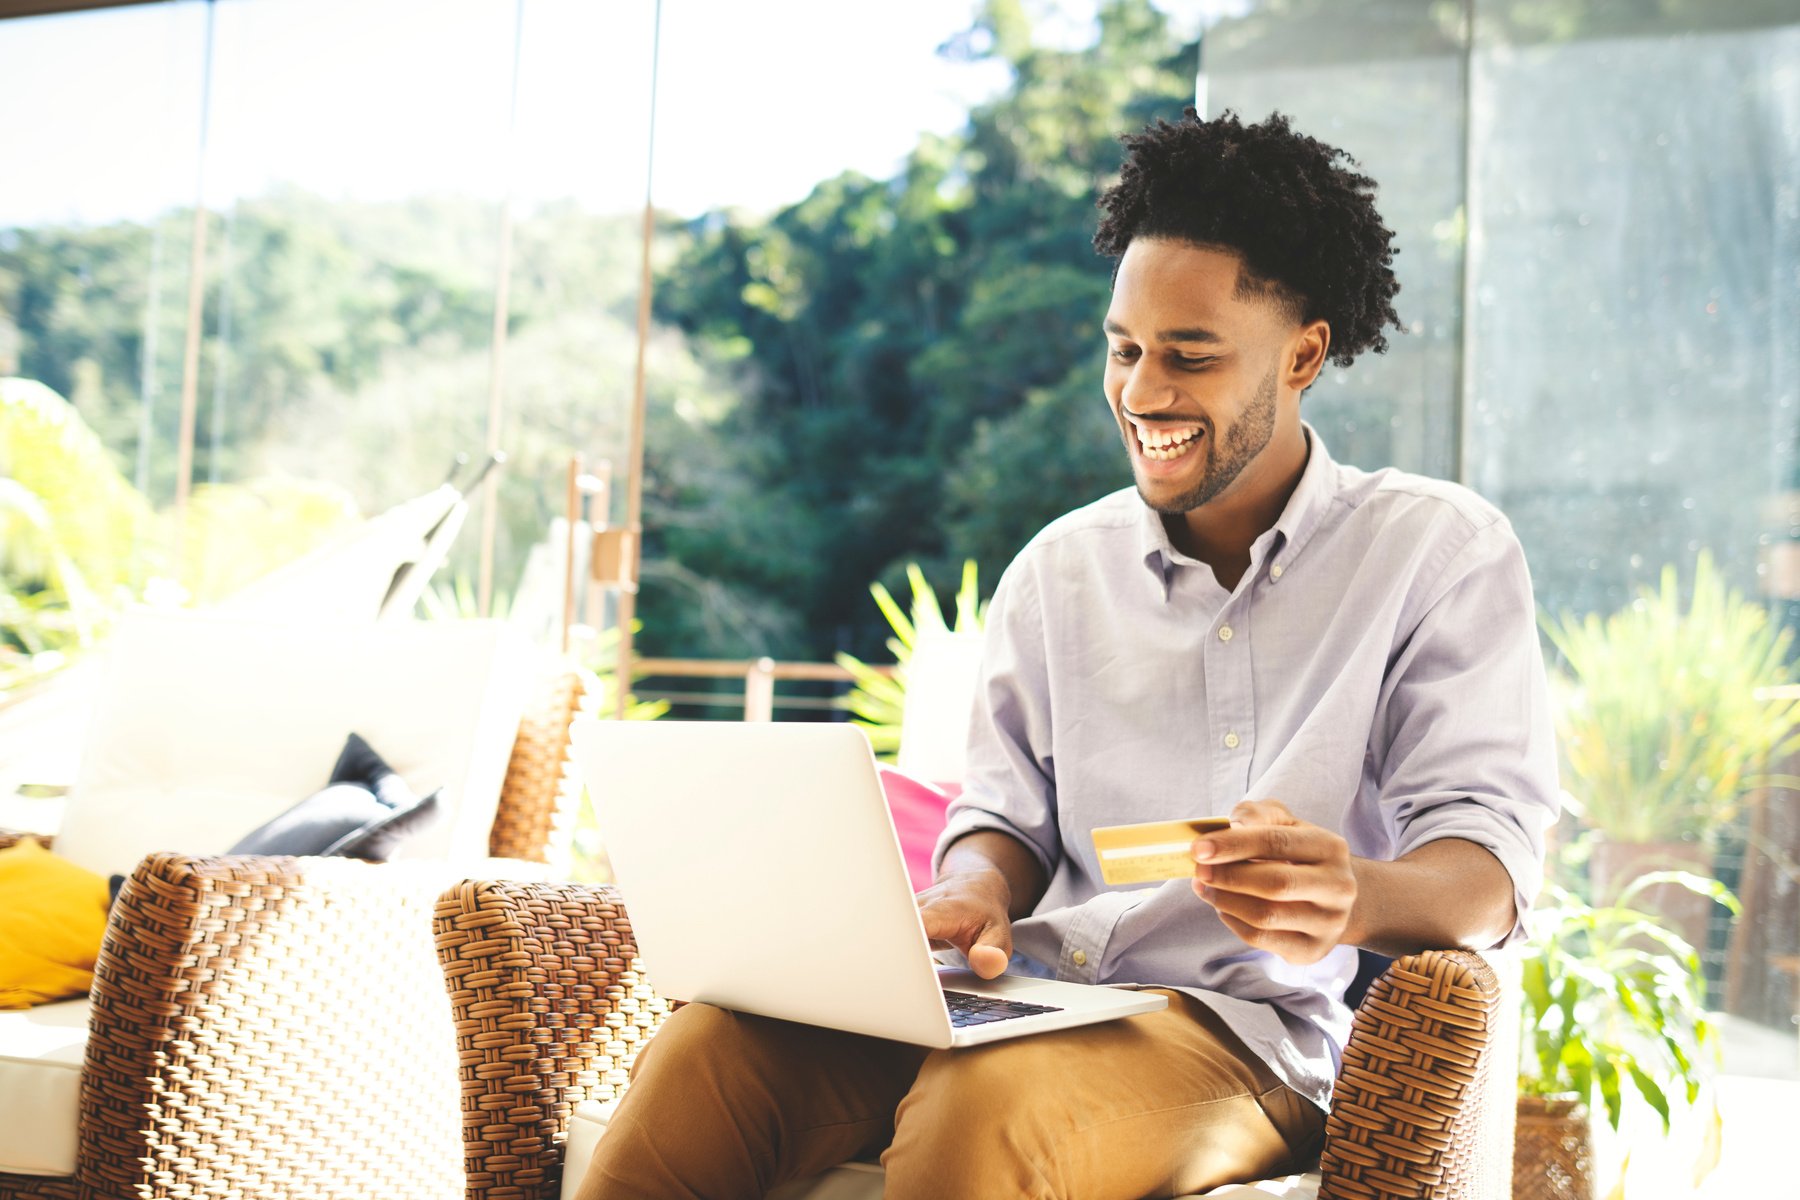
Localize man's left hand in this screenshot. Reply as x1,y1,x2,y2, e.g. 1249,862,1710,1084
1191,799,1358,965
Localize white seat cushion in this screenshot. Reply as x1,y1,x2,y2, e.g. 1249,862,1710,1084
0,998,89,1177
55,611,535,878
561,1100,1320,1200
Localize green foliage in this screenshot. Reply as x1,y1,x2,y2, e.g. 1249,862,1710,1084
1519,873,1738,1139
941,371,1126,586
0,1,1203,667
0,376,152,599
421,576,668,724
836,560,986,759
651,0,1193,661
1541,551,1800,844
419,573,514,622
578,621,671,726
0,219,173,467
0,376,360,694
0,377,152,691
1,184,773,650
179,477,360,606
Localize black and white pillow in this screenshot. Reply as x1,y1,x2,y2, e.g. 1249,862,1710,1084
227,733,442,862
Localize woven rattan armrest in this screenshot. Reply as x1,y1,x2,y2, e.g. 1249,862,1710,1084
0,852,470,1200
1319,948,1518,1200
0,829,50,852
433,879,670,1200
487,668,588,870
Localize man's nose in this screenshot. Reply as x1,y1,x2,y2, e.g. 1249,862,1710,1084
1121,359,1180,416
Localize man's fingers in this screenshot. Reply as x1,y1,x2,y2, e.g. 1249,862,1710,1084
967,943,1009,978
1194,859,1356,905
919,908,974,952
921,913,983,949
1192,819,1339,867
1211,909,1331,965
919,900,1012,977
967,920,1012,978
1191,802,1356,964
1195,882,1341,933
1230,798,1298,825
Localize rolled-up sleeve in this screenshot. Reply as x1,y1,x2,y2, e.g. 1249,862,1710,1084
1371,520,1562,947
932,559,1064,880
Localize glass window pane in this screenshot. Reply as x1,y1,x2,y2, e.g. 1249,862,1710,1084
1199,0,1467,478
1464,3,1800,1051
1464,7,1800,622
0,0,210,503
1,0,208,696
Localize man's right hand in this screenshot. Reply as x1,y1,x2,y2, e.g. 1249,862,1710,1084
916,867,1014,979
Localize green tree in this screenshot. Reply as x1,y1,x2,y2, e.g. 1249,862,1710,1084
648,0,1195,660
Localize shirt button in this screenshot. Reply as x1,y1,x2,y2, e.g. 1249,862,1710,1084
1223,731,1241,749
1270,564,1284,580
1072,949,1088,967
1218,624,1233,642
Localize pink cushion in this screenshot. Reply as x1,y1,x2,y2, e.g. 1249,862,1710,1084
877,766,958,892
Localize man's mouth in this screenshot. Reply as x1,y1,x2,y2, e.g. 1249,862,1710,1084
1134,422,1204,462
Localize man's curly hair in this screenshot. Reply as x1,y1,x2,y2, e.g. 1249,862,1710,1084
1094,109,1404,368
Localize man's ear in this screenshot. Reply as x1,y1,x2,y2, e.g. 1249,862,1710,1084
1285,319,1331,392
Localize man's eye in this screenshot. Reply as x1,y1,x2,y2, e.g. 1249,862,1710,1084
1109,346,1139,362
1173,355,1215,369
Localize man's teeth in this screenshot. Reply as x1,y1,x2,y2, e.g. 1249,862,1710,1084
1137,426,1201,461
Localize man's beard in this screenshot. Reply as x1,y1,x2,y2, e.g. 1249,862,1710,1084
1139,363,1279,515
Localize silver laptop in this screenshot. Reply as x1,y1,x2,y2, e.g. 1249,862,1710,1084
570,719,1166,1049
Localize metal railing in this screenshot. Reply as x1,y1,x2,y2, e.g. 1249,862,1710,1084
631,657,894,721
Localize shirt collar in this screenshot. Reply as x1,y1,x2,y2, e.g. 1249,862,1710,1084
1136,422,1339,601
1267,421,1339,565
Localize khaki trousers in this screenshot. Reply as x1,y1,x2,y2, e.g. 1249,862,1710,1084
576,989,1324,1200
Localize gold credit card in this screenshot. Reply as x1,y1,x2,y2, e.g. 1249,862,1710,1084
1091,817,1231,885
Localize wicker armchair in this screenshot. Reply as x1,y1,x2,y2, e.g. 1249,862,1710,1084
432,879,1520,1200
0,668,590,1200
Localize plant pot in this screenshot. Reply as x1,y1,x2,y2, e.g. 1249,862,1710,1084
1514,1094,1595,1200
1588,838,1717,956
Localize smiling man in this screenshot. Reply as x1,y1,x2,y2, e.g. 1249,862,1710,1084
579,110,1560,1200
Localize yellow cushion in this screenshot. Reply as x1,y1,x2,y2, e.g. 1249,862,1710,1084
0,840,110,1009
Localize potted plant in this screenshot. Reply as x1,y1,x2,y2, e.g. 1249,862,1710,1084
1515,871,1737,1200
1540,551,1800,944
835,560,986,760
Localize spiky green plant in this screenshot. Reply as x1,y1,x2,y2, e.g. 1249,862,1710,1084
419,572,515,622
577,621,670,725
0,378,361,696
178,478,360,605
1520,872,1738,1145
835,560,986,760
420,574,667,722
1541,552,1800,844
0,377,152,602
0,378,152,694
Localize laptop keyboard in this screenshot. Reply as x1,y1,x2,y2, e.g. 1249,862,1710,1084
942,989,1063,1028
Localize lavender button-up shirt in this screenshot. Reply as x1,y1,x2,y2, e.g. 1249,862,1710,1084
933,426,1560,1109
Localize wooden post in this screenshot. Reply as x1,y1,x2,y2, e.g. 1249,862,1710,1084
477,0,526,618
614,0,662,721
584,462,612,634
744,657,776,723
561,456,580,654
171,0,218,573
